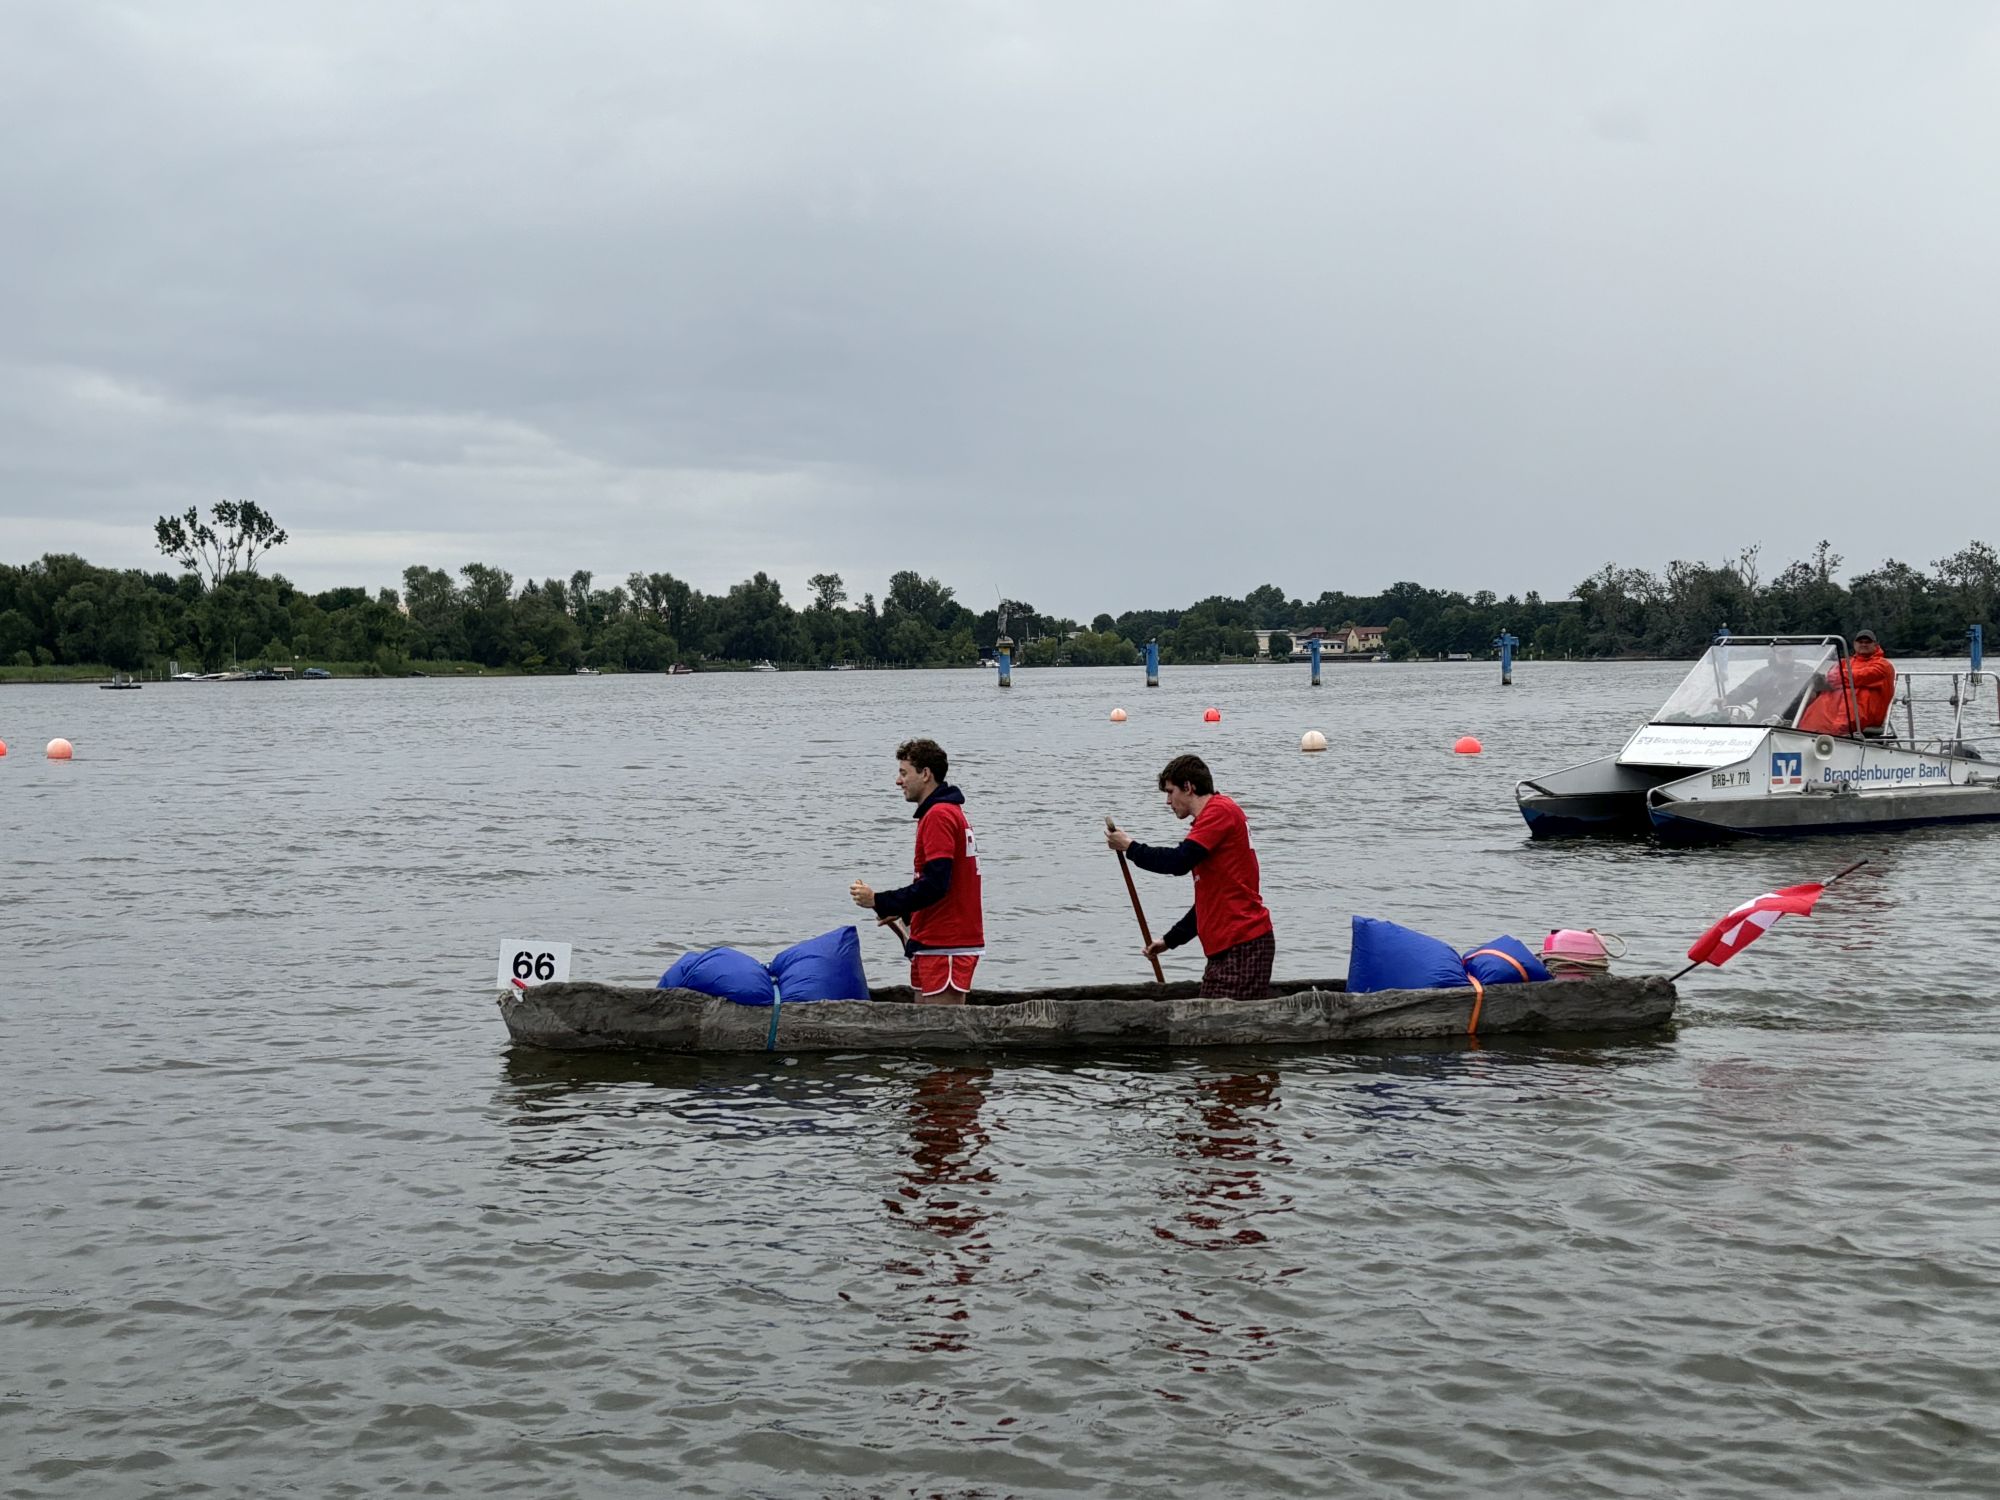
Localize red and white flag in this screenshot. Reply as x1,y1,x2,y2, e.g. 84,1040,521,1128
1685,882,1825,968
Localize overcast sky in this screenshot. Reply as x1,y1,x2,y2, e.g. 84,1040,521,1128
2,2,1996,616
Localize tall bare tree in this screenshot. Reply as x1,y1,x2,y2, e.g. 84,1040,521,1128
154,501,288,586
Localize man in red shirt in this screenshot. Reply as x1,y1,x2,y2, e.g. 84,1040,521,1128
1107,753,1275,1000
850,738,984,1002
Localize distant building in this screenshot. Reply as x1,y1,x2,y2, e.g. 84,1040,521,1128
1252,625,1328,659
1338,625,1390,655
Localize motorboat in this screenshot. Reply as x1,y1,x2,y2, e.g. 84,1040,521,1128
1517,635,2000,840
750,659,779,672
665,663,695,676
301,667,331,679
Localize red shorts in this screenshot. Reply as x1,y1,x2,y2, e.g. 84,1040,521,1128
911,953,979,999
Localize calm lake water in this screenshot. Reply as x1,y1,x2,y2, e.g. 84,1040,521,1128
5,662,1999,1497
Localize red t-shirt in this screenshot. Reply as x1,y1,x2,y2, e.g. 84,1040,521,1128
1188,794,1272,955
911,802,984,951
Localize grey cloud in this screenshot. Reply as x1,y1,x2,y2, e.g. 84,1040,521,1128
3,1,1997,611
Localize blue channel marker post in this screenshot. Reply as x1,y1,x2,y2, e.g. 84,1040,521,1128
1309,635,1322,687
996,634,1013,689
1146,639,1159,688
1495,631,1518,687
1971,623,1985,674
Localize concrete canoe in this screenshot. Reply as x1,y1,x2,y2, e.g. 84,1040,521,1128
497,975,1678,1055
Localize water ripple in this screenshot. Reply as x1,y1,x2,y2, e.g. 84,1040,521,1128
6,668,2000,1495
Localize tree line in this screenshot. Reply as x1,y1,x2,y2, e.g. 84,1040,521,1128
0,508,1993,675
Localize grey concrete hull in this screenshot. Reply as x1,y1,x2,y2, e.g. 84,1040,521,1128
1649,783,2000,839
497,976,1679,1054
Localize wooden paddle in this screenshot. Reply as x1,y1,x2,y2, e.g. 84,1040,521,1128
1106,816,1167,984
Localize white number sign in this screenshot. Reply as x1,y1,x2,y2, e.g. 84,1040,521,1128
497,940,572,989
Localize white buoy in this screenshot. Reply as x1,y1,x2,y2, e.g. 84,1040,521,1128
1300,730,1328,753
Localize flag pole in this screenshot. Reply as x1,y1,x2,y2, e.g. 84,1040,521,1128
1669,858,1870,983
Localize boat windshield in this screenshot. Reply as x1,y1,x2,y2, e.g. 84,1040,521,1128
1653,641,1838,727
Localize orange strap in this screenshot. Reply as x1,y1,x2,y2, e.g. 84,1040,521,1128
1466,948,1531,982
1462,949,1533,1037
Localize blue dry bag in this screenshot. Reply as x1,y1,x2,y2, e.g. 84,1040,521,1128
657,947,774,1006
766,927,869,1003
1346,915,1472,994
1461,935,1551,986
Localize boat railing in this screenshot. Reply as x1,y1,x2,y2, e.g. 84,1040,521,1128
1889,670,2000,757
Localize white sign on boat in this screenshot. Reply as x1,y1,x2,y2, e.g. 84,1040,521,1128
1618,724,1769,768
497,941,572,990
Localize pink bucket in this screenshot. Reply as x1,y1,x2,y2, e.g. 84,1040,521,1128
1543,928,1611,980
1544,929,1608,961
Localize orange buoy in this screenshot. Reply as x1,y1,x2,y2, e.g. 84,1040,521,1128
47,738,73,760
1109,708,1128,722
1203,707,1221,723
0,738,8,757
1454,735,1482,755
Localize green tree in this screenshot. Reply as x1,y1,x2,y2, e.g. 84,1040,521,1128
0,607,33,665
1933,542,2000,645
567,570,597,651
808,572,847,611
155,500,288,585
459,563,518,667
1067,631,1139,667
715,572,797,662
886,616,937,664
1244,582,1289,627
515,582,583,670
885,571,964,632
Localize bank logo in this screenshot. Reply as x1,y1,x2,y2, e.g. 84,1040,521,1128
1770,751,1804,787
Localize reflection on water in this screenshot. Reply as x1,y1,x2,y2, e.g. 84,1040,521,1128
884,1066,997,1354
495,1047,883,1174
1157,1070,1292,1252
1147,1068,1297,1397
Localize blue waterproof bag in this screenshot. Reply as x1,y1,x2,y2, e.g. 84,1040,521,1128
1346,915,1472,994
1461,935,1551,986
766,927,870,1003
657,947,774,1005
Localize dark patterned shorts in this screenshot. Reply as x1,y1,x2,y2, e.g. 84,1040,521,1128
1200,931,1276,1000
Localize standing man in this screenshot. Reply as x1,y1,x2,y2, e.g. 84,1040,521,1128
1107,754,1275,1000
851,738,984,1001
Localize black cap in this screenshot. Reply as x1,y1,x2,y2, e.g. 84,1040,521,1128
1854,628,1878,643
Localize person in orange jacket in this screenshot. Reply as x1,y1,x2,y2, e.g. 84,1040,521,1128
1797,629,1896,736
